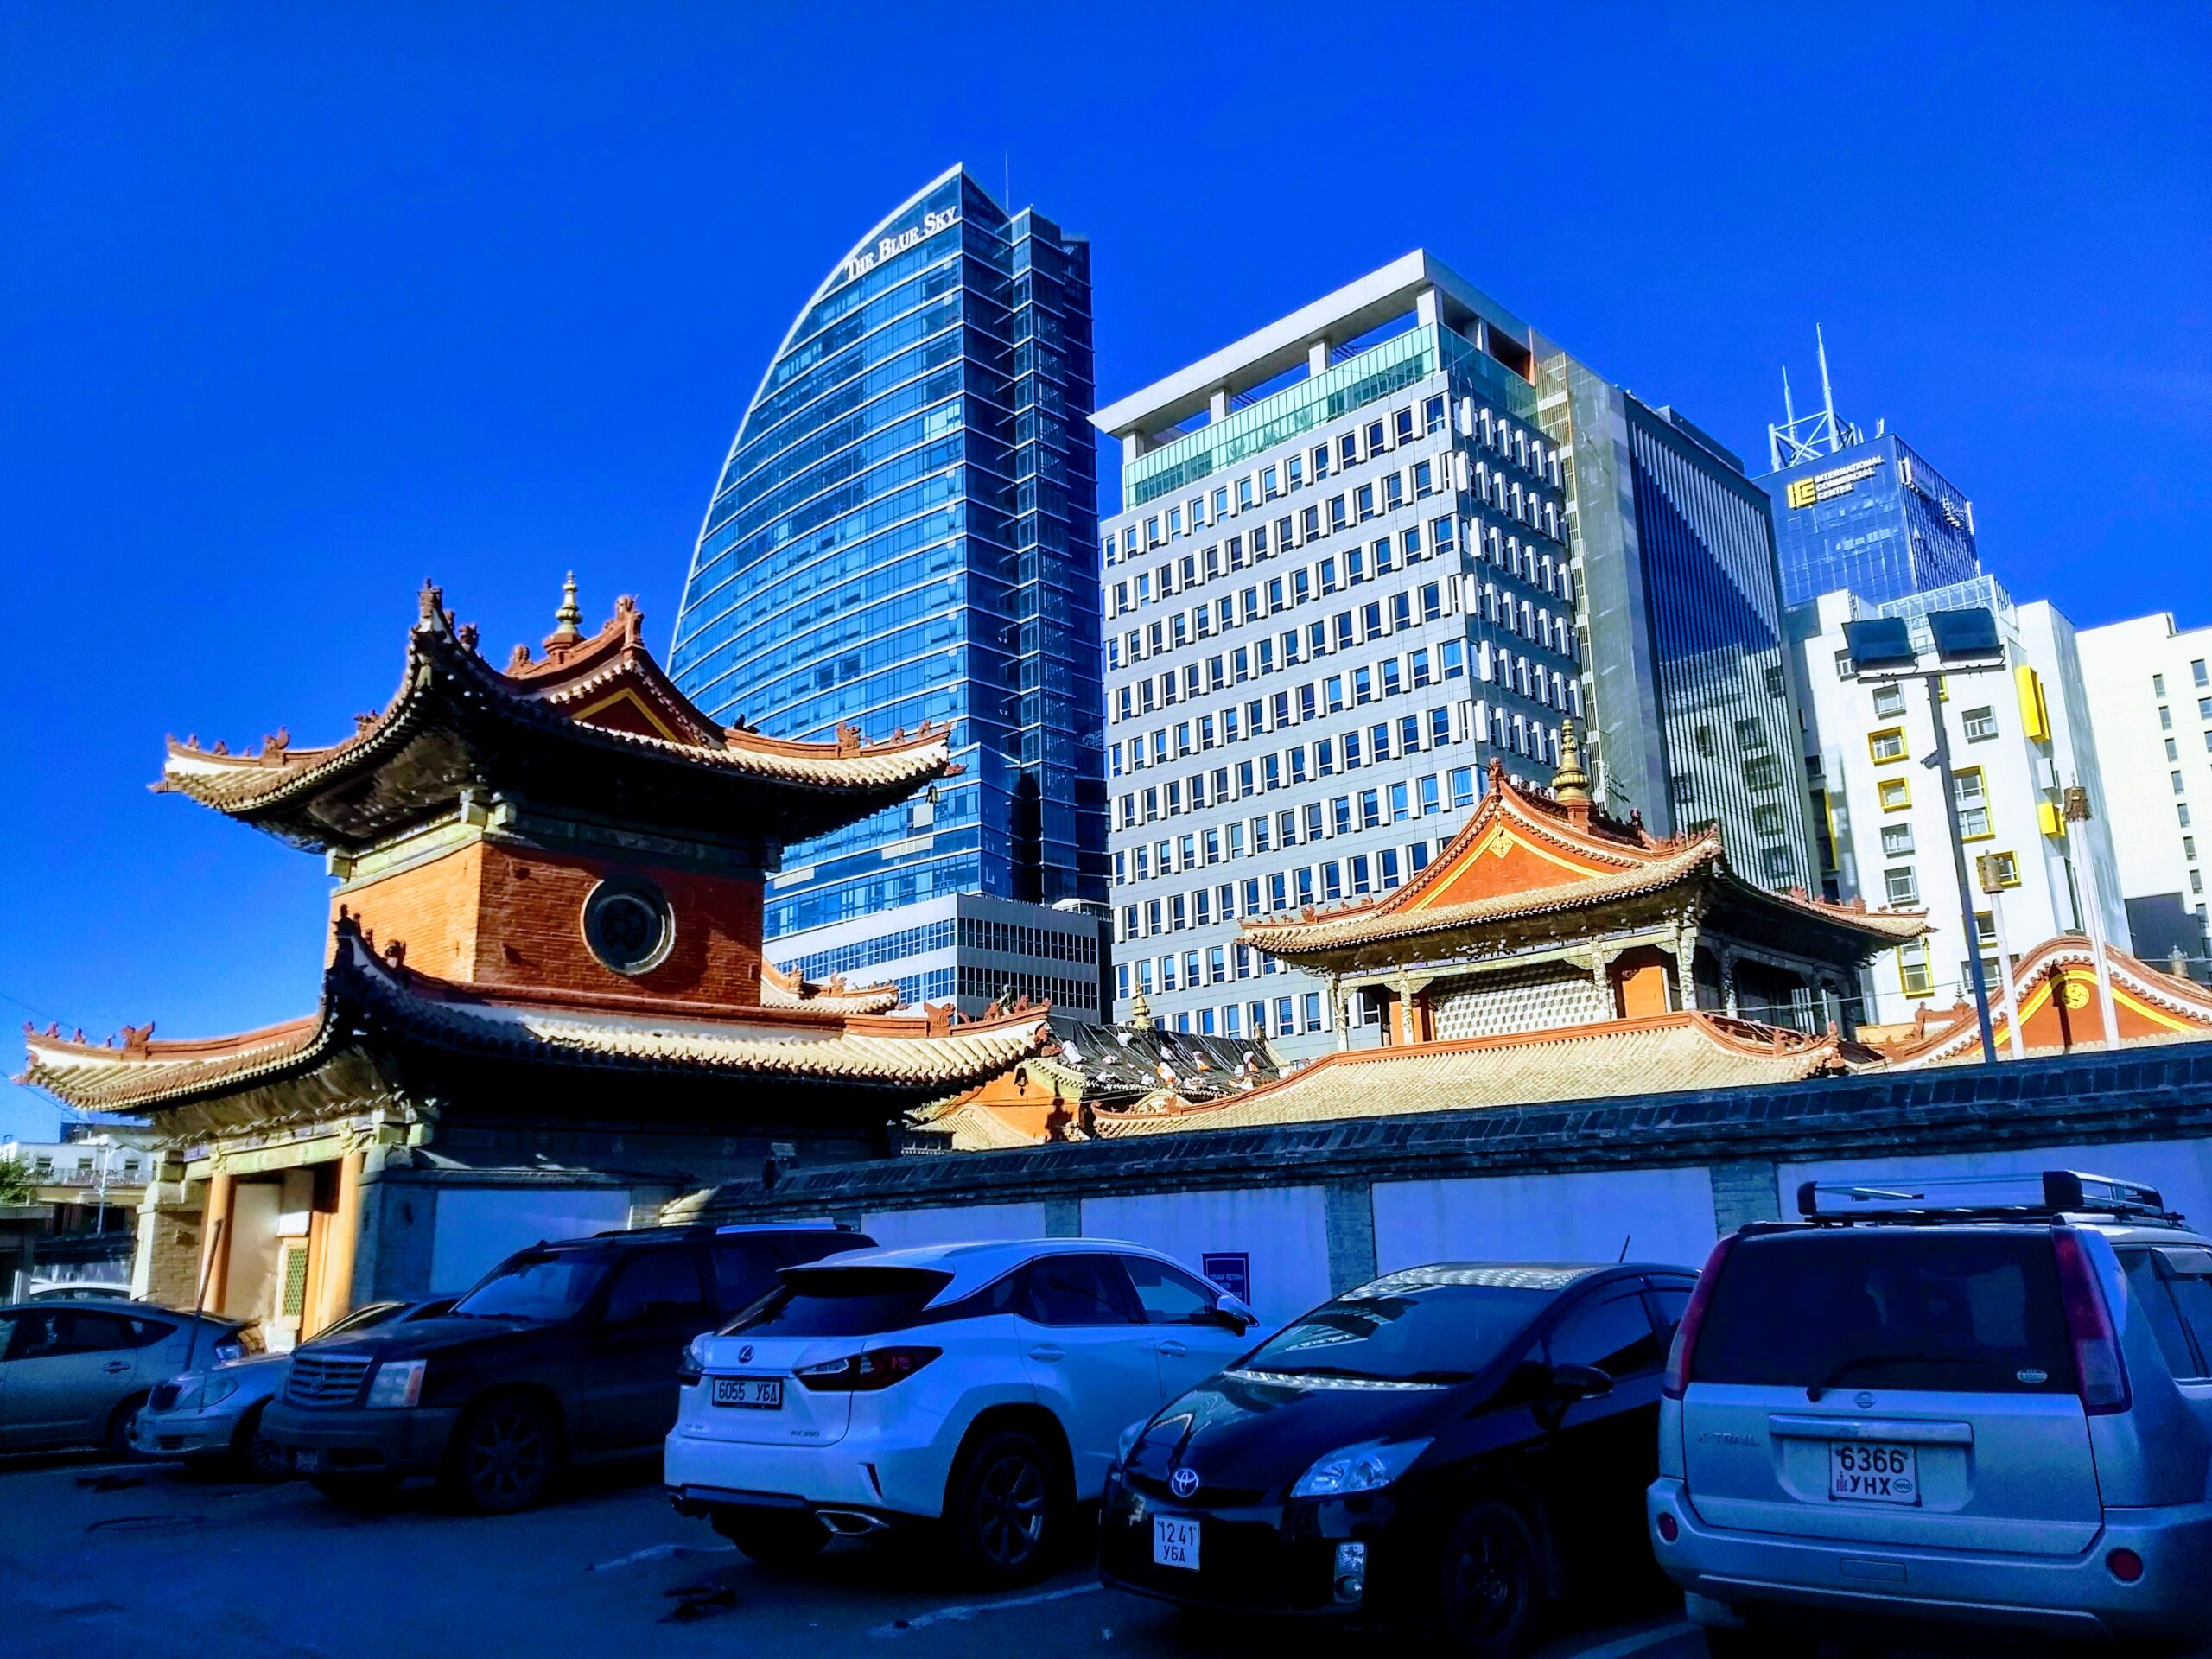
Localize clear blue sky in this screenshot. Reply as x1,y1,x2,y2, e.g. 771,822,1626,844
3,3,2207,1140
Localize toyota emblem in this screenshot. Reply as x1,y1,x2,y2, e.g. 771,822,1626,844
1169,1467,1199,1499
738,1344,754,1364
1854,1391,1876,1410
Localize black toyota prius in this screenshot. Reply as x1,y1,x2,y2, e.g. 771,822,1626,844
1099,1261,1695,1651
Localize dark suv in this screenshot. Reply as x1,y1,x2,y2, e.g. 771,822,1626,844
262,1222,872,1511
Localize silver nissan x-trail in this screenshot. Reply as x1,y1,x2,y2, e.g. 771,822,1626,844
1649,1171,2212,1654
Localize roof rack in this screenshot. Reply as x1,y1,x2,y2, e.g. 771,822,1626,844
1796,1170,2183,1228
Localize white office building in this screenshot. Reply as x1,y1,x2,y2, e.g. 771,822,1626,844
2075,612,2212,978
1794,574,2127,1027
1092,254,1811,1058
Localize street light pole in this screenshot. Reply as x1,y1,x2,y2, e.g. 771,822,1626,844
1978,854,2024,1060
2064,784,2122,1048
1925,680,1999,1065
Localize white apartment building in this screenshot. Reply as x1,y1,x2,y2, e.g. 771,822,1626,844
1795,574,2127,1027
2076,612,2212,977
1092,257,1581,1059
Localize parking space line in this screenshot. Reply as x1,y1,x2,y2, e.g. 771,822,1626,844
871,1581,1103,1635
1560,1618,1693,1659
588,1541,739,1571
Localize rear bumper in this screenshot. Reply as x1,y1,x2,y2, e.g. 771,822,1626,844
663,1422,952,1520
261,1402,461,1478
1649,1476,2212,1646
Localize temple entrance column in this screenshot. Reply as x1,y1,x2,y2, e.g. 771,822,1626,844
1719,950,1740,1018
197,1166,237,1316
1328,975,1351,1052
311,1145,367,1334
1672,925,1701,1012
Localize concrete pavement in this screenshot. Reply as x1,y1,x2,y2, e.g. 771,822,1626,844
0,1453,1701,1658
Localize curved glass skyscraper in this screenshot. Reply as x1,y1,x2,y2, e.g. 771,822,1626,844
671,166,1108,1015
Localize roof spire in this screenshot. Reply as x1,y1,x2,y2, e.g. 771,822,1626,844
1125,988,1153,1030
544,571,583,652
1551,719,1592,808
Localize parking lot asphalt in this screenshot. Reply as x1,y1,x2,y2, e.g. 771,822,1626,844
0,1452,1702,1659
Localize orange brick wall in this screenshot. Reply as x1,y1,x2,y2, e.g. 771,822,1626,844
333,841,484,980
336,836,765,1007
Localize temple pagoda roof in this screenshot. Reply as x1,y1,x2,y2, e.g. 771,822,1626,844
18,917,1046,1137
157,579,957,852
1243,753,1925,972
1876,936,2212,1068
757,959,902,1016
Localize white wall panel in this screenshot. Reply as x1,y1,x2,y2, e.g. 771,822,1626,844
431,1187,632,1292
1081,1188,1331,1325
858,1203,1048,1251
1373,1167,1717,1274
1783,1140,2212,1230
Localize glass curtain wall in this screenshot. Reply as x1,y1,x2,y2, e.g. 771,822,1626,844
671,166,1104,940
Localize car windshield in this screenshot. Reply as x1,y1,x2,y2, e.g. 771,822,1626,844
450,1252,608,1322
723,1268,954,1338
1241,1270,1559,1382
1693,1230,2077,1395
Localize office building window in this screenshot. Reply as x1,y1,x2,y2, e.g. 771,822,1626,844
1872,683,1906,717
1878,778,1912,811
1898,939,1934,997
1881,822,1915,857
1962,705,1998,742
1885,866,1920,905
1869,728,1908,763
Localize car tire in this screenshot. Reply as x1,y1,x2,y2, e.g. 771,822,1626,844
105,1393,149,1459
309,1472,406,1507
232,1402,287,1481
442,1392,558,1514
944,1427,1064,1587
710,1507,831,1568
1436,1497,1545,1656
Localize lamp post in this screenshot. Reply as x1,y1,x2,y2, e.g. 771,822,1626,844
87,1133,113,1233
1977,853,2024,1060
1843,607,2010,1065
2063,784,2122,1047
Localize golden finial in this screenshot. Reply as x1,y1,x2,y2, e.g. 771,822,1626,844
1125,988,1154,1030
1551,718,1592,806
544,572,583,652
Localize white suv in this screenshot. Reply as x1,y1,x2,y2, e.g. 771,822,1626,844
664,1238,1262,1583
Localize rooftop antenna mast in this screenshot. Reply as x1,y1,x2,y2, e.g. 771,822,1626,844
1768,326,1866,469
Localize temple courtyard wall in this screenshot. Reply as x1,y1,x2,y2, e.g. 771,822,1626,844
673,1039,2212,1325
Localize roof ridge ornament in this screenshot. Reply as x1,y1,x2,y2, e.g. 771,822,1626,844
544,571,584,655
1550,718,1592,817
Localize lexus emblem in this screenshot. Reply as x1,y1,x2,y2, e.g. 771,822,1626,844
738,1345,754,1364
1169,1467,1199,1499
1854,1391,1876,1409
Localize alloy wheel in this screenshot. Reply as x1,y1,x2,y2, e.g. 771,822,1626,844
466,1405,547,1504
1449,1512,1535,1643
973,1452,1047,1567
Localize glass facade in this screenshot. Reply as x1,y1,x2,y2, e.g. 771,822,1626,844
671,166,1107,944
1760,432,1979,609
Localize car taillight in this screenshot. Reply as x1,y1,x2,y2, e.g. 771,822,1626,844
1664,1233,1740,1401
794,1346,940,1392
2053,1227,2130,1414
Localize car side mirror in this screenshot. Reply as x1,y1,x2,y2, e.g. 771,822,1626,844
1548,1362,1612,1402
1208,1294,1257,1333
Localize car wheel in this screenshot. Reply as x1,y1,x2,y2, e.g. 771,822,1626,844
710,1507,831,1568
233,1402,287,1481
105,1393,149,1459
946,1427,1063,1586
309,1472,406,1507
1437,1498,1544,1656
443,1392,557,1514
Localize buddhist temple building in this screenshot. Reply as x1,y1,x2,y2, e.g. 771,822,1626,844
1875,935,2212,1067
1242,729,1927,1049
19,580,1047,1342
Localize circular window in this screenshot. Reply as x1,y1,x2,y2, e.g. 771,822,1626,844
582,875,673,976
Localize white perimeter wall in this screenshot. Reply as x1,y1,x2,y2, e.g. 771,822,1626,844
1082,1187,1331,1325
431,1187,632,1293
1372,1167,1719,1274
1782,1140,2212,1230
859,1203,1049,1251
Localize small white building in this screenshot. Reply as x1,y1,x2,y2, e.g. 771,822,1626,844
1792,575,2126,1027
2075,612,2212,979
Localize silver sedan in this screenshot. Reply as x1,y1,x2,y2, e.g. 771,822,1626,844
0,1300,245,1455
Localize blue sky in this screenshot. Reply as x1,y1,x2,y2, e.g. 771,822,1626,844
3,3,2207,1140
